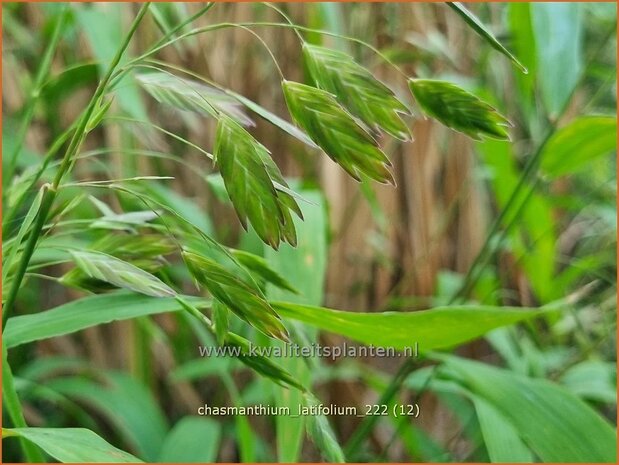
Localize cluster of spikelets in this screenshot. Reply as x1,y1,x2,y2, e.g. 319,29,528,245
137,44,509,251
127,45,511,347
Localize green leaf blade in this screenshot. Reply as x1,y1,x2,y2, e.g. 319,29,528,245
440,356,617,463
540,116,617,178
531,3,583,116
46,373,169,461
272,302,550,351
4,427,143,463
473,397,534,463
157,417,222,463
448,2,527,73
4,292,210,349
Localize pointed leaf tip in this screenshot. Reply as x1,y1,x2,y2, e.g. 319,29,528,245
448,2,528,74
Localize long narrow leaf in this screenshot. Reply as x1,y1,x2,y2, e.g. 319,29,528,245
46,373,169,461
272,301,550,351
540,116,617,178
531,3,582,116
448,2,527,73
157,418,222,463
473,397,533,463
2,186,45,287
4,293,210,349
439,355,616,462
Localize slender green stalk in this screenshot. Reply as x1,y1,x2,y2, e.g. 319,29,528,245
51,4,151,190
3,6,68,189
262,3,305,43
2,12,152,461
449,24,616,304
2,184,56,330
2,3,152,331
176,297,216,335
150,2,215,51
2,346,46,462
117,21,408,81
105,115,213,159
344,357,419,456
377,366,439,461
108,3,215,89
448,133,552,304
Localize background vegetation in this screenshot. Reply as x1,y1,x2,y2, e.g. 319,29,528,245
2,2,617,463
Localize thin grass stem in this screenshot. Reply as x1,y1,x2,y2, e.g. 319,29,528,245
2,2,152,331
119,21,408,81
2,349,47,462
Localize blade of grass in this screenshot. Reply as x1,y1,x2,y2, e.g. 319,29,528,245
4,293,209,349
3,427,143,463
447,2,527,73
472,397,533,462
157,417,221,462
439,355,616,462
272,302,551,351
45,372,169,461
2,187,45,285
3,184,57,329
